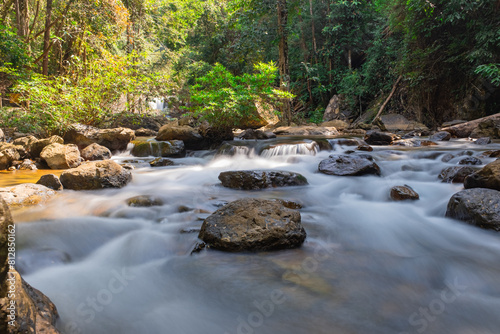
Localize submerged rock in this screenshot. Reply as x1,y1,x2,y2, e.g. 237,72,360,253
126,195,164,207
0,198,61,334
390,185,420,201
318,154,381,176
40,143,81,169
198,198,306,252
439,166,476,183
60,160,132,190
446,188,500,231
474,137,492,145
458,157,482,166
36,174,63,190
219,170,308,190
81,143,112,161
0,184,57,208
464,160,500,191
149,158,175,167
131,140,185,157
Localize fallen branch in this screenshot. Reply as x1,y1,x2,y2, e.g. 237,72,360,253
371,75,402,124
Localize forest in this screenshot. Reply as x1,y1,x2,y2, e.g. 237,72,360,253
1,0,499,134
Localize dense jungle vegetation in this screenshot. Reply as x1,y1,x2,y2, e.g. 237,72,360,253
0,0,499,134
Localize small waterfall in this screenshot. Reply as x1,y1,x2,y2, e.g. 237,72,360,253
260,141,319,157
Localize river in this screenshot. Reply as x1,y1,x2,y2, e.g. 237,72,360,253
13,136,500,334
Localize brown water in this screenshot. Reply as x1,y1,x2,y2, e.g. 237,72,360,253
0,169,63,187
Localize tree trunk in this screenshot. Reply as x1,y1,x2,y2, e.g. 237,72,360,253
14,0,29,39
42,0,53,75
309,0,317,54
277,0,291,125
440,113,500,138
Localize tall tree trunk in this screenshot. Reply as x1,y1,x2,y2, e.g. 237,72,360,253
277,0,291,125
309,0,317,54
42,0,53,76
15,0,29,39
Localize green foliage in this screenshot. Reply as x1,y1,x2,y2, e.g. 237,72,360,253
475,64,500,87
189,62,293,129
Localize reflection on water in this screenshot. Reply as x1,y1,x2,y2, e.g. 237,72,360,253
12,137,500,334
0,169,63,187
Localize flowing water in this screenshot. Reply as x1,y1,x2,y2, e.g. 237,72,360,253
12,137,500,334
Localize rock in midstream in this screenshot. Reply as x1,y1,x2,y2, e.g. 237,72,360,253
219,170,308,190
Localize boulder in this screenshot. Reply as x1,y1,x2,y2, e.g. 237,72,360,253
0,198,61,334
64,124,135,151
0,147,20,170
18,159,37,171
392,139,438,147
0,128,3,142
379,114,429,132
474,137,491,145
40,143,81,169
320,120,350,130
318,154,381,176
131,140,185,158
273,126,339,136
390,185,420,201
12,135,37,149
216,143,252,156
198,198,306,252
445,188,500,231
464,160,500,191
156,125,204,150
149,158,175,167
322,94,351,122
357,144,373,152
134,128,157,137
481,150,500,158
30,135,64,158
126,195,164,207
439,166,476,183
235,100,279,129
36,174,63,191
364,130,399,146
469,120,500,139
237,129,276,140
458,157,482,166
60,160,132,190
0,184,56,208
219,170,308,190
430,131,451,141
80,143,112,161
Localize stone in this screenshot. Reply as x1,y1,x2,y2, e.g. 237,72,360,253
474,137,492,145
464,160,500,191
0,128,3,142
198,198,306,252
273,126,339,136
441,154,454,163
445,188,500,231
329,138,359,147
218,170,308,190
12,135,37,149
392,139,438,147
321,120,350,130
60,160,132,190
0,198,61,334
149,158,175,167
357,144,373,152
156,125,205,150
36,174,63,190
126,195,164,207
364,130,399,146
64,124,135,151
318,154,381,176
135,128,157,137
0,147,21,170
429,131,451,141
481,150,500,158
0,184,57,208
379,114,428,132
458,157,482,166
30,135,64,158
131,140,185,158
237,129,276,140
469,120,500,139
439,166,476,183
390,185,420,201
40,143,81,169
80,143,112,161
18,159,37,171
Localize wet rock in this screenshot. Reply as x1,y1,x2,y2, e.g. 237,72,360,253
198,198,306,252
330,138,359,147
216,143,252,156
60,160,132,190
390,185,420,201
318,154,381,176
430,131,451,141
219,170,308,190
441,154,454,163
81,143,112,161
64,124,135,151
474,137,491,145
30,135,64,158
439,166,476,183
321,120,350,130
273,126,339,136
392,139,438,147
156,125,204,150
458,157,482,166
313,139,333,151
469,120,500,139
126,195,164,207
364,130,399,146
0,147,21,170
0,198,61,334
149,158,175,167
275,199,303,210
36,174,63,191
481,150,500,158
464,160,500,191
446,188,500,231
237,129,276,140
135,128,157,137
131,140,185,158
357,144,373,152
0,184,56,208
40,143,81,169
18,159,37,171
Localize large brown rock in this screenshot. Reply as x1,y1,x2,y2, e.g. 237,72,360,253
318,154,381,176
0,147,20,170
0,184,57,208
64,124,135,151
464,160,500,191
60,160,132,190
36,174,63,191
219,170,308,190
446,188,500,231
40,143,81,169
0,128,4,142
439,166,476,183
198,198,306,252
80,143,112,161
131,139,185,157
156,125,204,149
0,198,60,333
30,135,64,158
390,185,420,201
380,114,428,132
364,130,399,146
